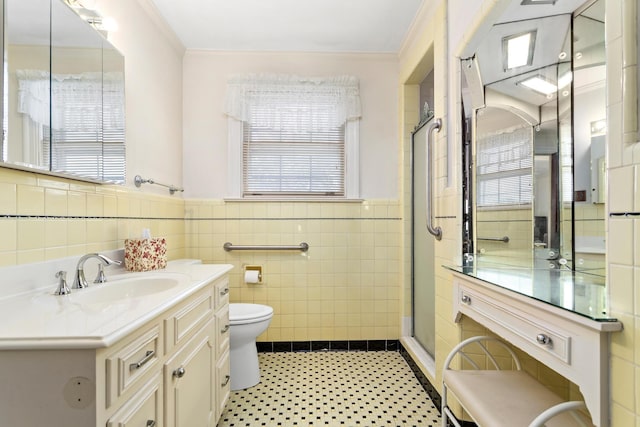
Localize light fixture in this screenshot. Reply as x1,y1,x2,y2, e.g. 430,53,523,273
557,72,572,90
502,30,536,71
521,0,557,5
64,0,97,11
65,0,118,34
518,75,557,96
590,119,606,135
558,51,567,60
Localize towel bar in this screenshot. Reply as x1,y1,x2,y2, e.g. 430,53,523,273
223,242,309,252
477,236,509,243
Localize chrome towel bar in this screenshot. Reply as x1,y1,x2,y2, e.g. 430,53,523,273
478,236,510,243
223,242,309,252
134,175,184,195
425,118,442,240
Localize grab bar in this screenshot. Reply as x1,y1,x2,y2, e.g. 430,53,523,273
223,242,309,252
134,175,184,195
478,236,510,243
426,118,442,240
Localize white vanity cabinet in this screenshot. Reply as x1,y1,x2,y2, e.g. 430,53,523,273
0,265,232,427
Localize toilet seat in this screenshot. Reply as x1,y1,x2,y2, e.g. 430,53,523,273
229,303,274,325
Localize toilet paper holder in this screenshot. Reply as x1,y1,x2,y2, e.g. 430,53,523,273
244,265,263,283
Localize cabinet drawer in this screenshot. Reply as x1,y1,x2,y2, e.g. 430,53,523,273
216,349,231,420
107,374,162,427
164,285,214,353
216,304,230,357
105,325,161,408
457,285,571,364
215,277,230,310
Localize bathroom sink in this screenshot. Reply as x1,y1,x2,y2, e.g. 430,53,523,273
70,276,180,304
32,275,182,309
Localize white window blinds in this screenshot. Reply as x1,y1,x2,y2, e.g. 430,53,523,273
476,127,533,207
17,70,125,183
226,74,361,198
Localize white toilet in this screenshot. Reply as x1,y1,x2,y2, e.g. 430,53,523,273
229,303,274,390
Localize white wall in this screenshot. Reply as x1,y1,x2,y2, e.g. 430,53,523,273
95,0,185,193
182,51,399,199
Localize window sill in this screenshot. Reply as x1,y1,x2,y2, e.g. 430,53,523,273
223,197,364,203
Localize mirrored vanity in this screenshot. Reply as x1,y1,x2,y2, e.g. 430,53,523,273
452,1,622,425
1,0,125,183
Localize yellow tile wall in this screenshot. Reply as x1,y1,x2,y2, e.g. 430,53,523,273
184,199,402,342
0,168,186,266
606,1,640,425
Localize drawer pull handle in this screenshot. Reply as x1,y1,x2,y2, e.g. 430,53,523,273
146,421,156,427
220,288,230,296
129,350,155,371
173,366,186,378
222,374,231,387
461,295,471,304
221,324,230,334
536,334,552,346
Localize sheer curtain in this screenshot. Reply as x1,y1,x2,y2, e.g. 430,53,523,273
16,69,49,166
225,74,361,127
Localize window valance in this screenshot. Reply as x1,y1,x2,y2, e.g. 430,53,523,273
224,74,361,128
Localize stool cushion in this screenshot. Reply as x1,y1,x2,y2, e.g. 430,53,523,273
443,370,592,427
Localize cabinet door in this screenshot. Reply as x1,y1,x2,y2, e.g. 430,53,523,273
164,320,216,427
216,349,230,419
107,374,162,427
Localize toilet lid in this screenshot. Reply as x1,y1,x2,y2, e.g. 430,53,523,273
229,303,273,324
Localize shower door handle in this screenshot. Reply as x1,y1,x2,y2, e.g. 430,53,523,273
426,118,442,240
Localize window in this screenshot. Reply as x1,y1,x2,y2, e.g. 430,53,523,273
16,69,125,183
476,126,533,207
225,74,361,199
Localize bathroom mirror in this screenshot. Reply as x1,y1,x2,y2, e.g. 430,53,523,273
2,0,125,183
462,0,605,276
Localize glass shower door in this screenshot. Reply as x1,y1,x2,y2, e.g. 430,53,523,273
412,120,436,357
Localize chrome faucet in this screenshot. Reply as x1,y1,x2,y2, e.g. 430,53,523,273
54,270,71,295
72,253,122,289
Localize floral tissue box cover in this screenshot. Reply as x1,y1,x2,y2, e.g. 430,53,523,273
124,237,167,272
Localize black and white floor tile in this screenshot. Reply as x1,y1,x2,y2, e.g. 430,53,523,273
217,351,441,427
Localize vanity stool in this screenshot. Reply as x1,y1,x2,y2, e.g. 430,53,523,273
442,336,593,427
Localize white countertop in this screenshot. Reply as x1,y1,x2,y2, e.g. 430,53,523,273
0,262,233,350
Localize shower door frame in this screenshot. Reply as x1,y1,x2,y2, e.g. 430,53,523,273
410,116,436,358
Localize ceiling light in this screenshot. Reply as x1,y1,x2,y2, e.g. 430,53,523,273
519,75,557,95
521,0,557,5
503,31,536,71
558,51,567,60
575,52,583,60
558,72,572,89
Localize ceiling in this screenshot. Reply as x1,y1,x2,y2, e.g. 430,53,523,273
148,0,424,53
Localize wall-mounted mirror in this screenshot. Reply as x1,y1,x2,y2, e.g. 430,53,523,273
461,0,605,276
2,0,125,183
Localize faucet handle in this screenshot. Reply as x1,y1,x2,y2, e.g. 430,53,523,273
94,264,107,284
54,271,71,295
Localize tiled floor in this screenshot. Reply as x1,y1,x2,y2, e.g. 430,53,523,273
217,351,441,426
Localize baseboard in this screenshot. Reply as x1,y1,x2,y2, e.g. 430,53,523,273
256,339,399,353
399,343,476,427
